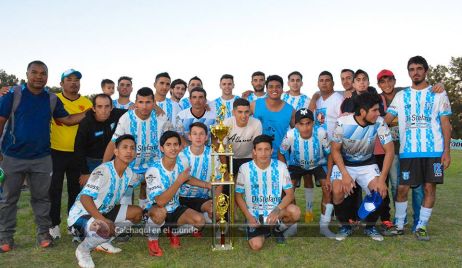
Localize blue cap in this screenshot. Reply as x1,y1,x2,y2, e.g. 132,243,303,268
61,69,82,81
357,191,382,220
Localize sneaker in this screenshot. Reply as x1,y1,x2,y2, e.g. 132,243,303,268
147,240,163,257
96,242,122,254
49,225,61,240
364,226,384,241
320,225,336,239
37,232,53,248
415,226,430,241
75,246,95,268
272,228,286,244
192,230,203,238
304,212,314,223
348,219,361,232
0,238,14,253
335,225,353,241
114,233,131,243
380,221,398,236
167,228,180,248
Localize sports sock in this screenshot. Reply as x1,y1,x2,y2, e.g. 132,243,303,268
323,203,334,220
334,199,350,225
305,188,314,213
416,206,432,230
283,223,297,238
146,218,164,241
394,201,408,230
203,212,212,224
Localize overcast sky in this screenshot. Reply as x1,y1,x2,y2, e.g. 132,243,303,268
1,0,460,100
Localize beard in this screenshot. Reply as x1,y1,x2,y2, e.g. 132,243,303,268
253,86,264,92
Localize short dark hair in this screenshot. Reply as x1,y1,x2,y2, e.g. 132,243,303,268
189,87,207,98
101,79,115,88
27,60,47,71
233,98,250,109
353,92,381,116
115,134,136,148
155,72,171,82
188,76,203,85
288,71,303,80
171,79,187,89
118,76,132,85
92,93,113,107
265,75,283,87
160,131,181,147
253,134,274,149
407,55,429,72
220,74,234,82
341,69,354,76
354,69,369,80
189,122,208,135
318,71,333,81
136,87,155,101
251,71,265,79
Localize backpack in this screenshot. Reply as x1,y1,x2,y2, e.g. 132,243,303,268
2,85,57,145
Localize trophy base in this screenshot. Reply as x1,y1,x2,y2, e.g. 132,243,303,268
211,244,234,251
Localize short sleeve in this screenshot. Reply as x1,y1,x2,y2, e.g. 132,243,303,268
377,121,393,145
52,97,69,118
438,92,452,117
281,164,293,190
80,167,106,200
145,167,165,203
387,93,400,117
235,165,246,194
332,120,344,144
111,113,129,142
0,90,14,118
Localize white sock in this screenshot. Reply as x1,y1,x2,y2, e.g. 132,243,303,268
203,212,212,224
146,218,164,241
277,222,289,232
416,206,432,230
305,188,314,213
283,223,297,238
324,203,334,219
395,201,408,230
320,213,331,225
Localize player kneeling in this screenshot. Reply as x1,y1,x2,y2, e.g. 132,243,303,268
236,135,301,250
68,135,144,268
145,131,207,256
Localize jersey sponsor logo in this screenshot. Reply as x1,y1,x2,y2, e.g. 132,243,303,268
402,171,410,181
405,114,432,128
94,130,103,137
138,144,158,152
86,184,100,191
433,163,443,177
227,133,253,143
251,195,281,203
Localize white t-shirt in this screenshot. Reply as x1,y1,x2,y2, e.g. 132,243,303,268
236,160,292,222
315,92,344,139
281,93,311,110
67,161,140,226
111,110,173,173
387,86,452,158
223,116,262,159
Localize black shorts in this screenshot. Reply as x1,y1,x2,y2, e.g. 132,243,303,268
288,165,326,188
179,196,211,212
246,215,271,239
165,205,189,225
233,158,252,175
399,157,444,185
68,205,121,239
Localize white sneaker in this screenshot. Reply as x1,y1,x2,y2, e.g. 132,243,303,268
96,242,122,254
76,247,95,268
49,225,61,240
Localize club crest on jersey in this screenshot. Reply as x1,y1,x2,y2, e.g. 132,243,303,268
402,171,410,181
433,163,443,177
424,102,433,111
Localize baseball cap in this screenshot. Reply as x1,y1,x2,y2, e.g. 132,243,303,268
295,108,314,123
377,69,394,81
357,191,383,220
61,69,82,81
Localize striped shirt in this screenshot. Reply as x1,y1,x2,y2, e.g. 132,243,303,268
112,99,134,110
247,92,266,102
157,98,181,126
387,86,452,158
175,109,216,141
281,93,310,110
212,96,240,119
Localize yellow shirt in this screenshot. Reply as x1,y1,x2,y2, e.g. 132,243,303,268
51,93,92,152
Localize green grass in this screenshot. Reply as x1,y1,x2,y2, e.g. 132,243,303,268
2,151,462,267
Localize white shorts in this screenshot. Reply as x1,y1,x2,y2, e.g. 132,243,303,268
331,164,380,194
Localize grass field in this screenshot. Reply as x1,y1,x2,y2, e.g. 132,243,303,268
2,151,462,267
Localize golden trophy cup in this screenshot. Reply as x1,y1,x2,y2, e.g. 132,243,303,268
210,104,234,250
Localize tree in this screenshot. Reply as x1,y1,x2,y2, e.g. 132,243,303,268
0,69,22,88
427,57,462,138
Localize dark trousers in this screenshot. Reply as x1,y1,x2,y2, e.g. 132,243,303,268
375,154,391,222
49,149,81,226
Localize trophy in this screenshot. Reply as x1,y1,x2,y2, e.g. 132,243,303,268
210,104,234,250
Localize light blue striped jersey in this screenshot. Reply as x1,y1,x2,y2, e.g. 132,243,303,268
212,95,240,120
247,92,266,102
157,98,181,126
279,126,330,170
112,99,134,109
281,93,311,110
67,161,140,226
111,110,173,173
178,146,220,198
145,157,187,213
332,114,392,166
175,108,216,141
236,160,292,222
387,86,451,158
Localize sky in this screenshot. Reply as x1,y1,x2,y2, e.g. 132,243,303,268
1,0,461,101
